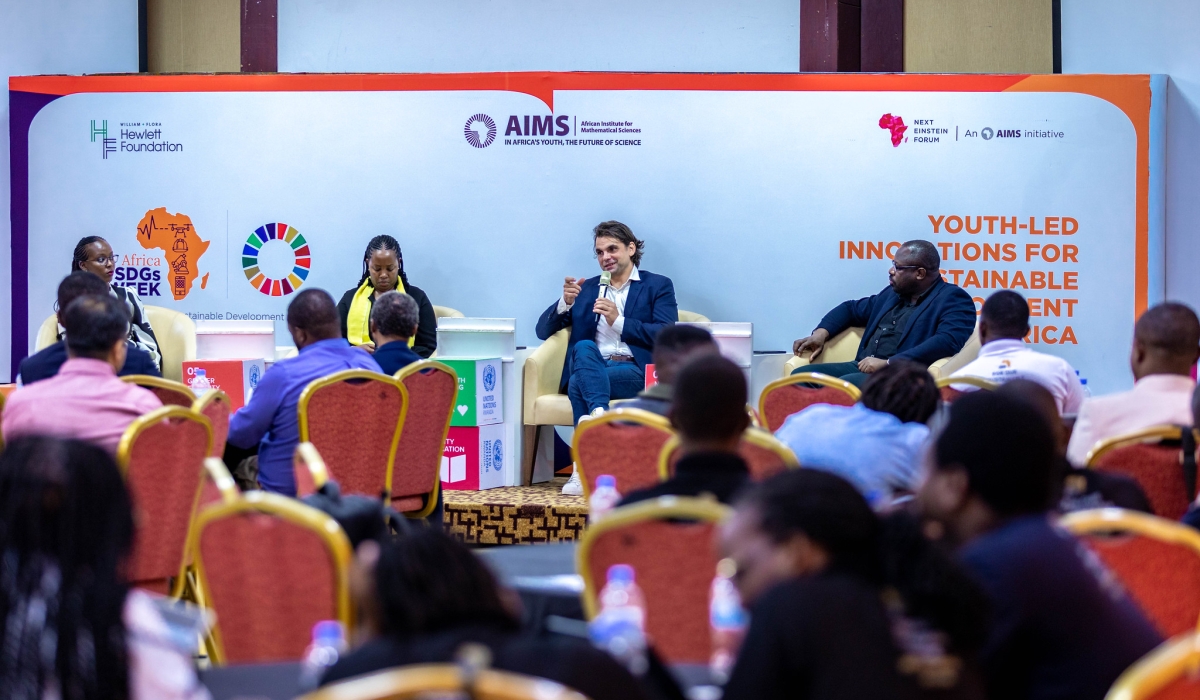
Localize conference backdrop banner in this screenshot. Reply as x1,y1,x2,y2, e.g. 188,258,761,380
10,73,1163,395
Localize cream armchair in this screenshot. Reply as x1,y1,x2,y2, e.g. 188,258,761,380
783,319,981,380
35,304,196,382
520,310,709,483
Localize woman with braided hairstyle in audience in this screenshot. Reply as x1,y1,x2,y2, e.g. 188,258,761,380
72,236,162,372
337,235,438,358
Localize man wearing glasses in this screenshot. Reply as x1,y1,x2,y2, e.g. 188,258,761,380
791,239,975,387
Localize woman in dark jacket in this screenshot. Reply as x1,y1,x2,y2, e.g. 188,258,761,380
337,235,437,358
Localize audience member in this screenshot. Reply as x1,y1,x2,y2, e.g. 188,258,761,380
369,291,423,375
320,529,650,700
997,379,1150,514
720,469,989,700
19,272,161,385
2,295,162,453
775,360,937,503
619,354,750,506
948,291,1085,415
1066,302,1200,464
1178,385,1200,530
0,436,206,700
621,325,718,416
72,235,162,371
227,288,382,495
918,391,1161,700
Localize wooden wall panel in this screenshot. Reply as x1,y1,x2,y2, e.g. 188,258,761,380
147,0,240,73
905,0,1053,73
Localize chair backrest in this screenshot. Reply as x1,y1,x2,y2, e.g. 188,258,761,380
192,390,232,457
677,310,710,323
143,304,197,383
523,329,571,423
1087,426,1196,520
35,312,59,351
392,361,458,516
116,406,213,592
578,496,731,664
190,491,353,664
297,664,589,700
432,305,465,319
571,408,675,499
299,370,409,499
122,374,195,407
758,372,861,432
199,457,240,508
658,429,800,482
1104,630,1200,700
1061,508,1200,638
925,320,982,380
936,375,999,403
293,442,331,499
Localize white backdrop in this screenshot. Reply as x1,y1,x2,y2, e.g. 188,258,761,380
13,75,1160,395
1,0,137,381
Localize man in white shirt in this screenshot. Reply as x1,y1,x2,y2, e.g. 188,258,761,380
949,290,1085,415
535,221,679,493
1065,302,1200,465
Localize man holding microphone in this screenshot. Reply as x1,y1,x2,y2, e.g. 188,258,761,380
536,221,678,494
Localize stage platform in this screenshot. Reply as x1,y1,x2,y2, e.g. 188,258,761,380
443,477,588,545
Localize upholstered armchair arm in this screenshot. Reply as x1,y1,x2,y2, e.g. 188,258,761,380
523,329,569,424
780,327,865,377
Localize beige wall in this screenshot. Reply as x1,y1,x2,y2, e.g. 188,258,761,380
147,0,240,73
906,0,1053,73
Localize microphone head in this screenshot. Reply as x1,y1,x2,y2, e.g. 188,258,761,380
600,271,612,286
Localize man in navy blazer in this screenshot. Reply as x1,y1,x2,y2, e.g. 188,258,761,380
536,221,678,433
792,240,975,387
19,272,161,385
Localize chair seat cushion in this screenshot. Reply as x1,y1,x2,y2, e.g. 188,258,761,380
531,395,574,426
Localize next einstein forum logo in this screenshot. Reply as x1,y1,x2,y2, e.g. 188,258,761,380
91,119,183,159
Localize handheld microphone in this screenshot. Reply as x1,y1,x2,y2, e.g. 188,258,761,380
595,270,612,325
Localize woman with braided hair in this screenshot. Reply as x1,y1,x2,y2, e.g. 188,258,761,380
71,236,161,372
774,360,939,505
336,235,437,358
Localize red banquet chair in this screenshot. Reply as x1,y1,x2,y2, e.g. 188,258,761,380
1086,426,1199,520
122,374,196,407
299,370,409,499
392,361,458,517
1105,630,1200,700
1061,508,1200,638
188,491,353,664
192,389,232,457
116,406,212,594
757,372,861,433
571,408,676,499
577,496,731,664
935,376,999,403
658,428,800,482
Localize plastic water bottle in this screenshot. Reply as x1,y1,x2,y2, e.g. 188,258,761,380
709,558,749,682
1075,370,1092,397
589,475,621,521
188,368,211,396
298,620,347,690
589,564,649,675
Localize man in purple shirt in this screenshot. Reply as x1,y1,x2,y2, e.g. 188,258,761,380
228,288,382,495
3,295,162,453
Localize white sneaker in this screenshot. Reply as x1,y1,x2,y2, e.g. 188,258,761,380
561,468,584,496
577,406,606,425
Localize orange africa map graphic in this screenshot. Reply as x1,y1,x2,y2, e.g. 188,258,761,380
136,208,210,300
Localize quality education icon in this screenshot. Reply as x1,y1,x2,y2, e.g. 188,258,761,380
242,223,311,296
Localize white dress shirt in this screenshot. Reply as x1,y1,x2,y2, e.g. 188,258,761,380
557,267,638,359
1065,373,1196,465
949,338,1086,415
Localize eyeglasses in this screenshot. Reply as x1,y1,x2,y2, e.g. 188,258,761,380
89,254,118,265
890,260,922,271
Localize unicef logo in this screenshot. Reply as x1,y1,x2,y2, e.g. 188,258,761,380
248,364,261,389
464,114,497,148
981,127,994,140
482,364,496,392
492,439,503,471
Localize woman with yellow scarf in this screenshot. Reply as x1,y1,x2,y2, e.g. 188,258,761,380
336,235,438,358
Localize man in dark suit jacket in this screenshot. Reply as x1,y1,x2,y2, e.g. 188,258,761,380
369,291,423,376
792,239,976,387
536,221,678,430
19,271,161,385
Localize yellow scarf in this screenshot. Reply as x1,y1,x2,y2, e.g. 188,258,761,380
346,277,415,347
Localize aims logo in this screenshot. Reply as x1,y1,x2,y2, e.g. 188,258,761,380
464,114,497,148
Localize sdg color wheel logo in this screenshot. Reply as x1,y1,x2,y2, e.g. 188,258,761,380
242,223,311,296
464,114,497,148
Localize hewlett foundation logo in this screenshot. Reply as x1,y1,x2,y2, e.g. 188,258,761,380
464,114,497,148
91,119,182,158
91,120,116,159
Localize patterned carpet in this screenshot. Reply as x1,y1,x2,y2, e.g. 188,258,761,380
443,478,588,545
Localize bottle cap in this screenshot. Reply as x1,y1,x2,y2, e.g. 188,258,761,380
313,620,344,643
596,475,616,489
607,564,635,583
